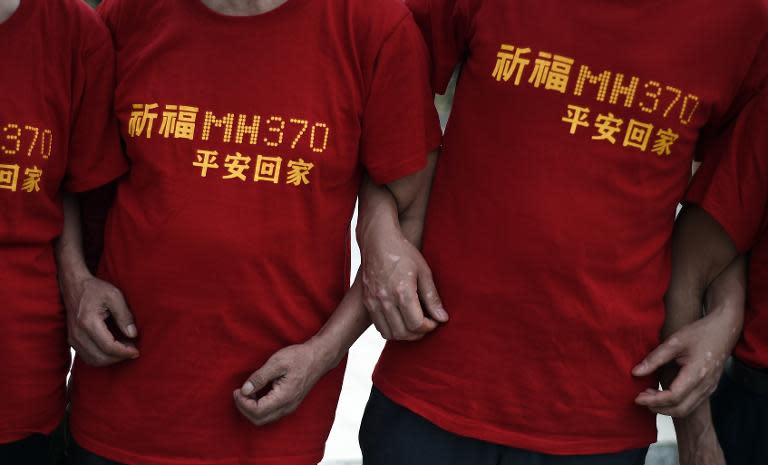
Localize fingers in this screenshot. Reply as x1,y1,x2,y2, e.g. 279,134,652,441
635,364,715,416
396,281,426,333
240,357,286,398
85,317,140,360
417,268,448,323
380,299,409,340
104,287,138,338
70,330,129,367
364,296,393,340
651,382,711,417
234,389,296,427
632,335,684,377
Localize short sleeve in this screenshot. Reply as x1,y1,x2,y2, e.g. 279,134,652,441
693,34,768,162
64,18,128,193
405,0,469,94
686,91,768,253
360,15,442,185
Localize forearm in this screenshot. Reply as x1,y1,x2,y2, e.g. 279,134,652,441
307,274,370,371
675,401,724,464
357,151,438,248
663,205,739,336
56,194,93,287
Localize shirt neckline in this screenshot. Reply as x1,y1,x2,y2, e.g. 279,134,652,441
0,0,31,37
186,0,311,27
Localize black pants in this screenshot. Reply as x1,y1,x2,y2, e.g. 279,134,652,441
0,433,61,465
64,439,123,465
711,363,768,465
360,388,648,465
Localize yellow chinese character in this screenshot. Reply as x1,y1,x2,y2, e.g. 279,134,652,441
0,164,19,192
286,159,314,186
159,105,199,140
592,113,624,144
562,104,591,134
22,166,42,192
546,55,575,93
193,149,219,177
652,128,679,157
529,52,553,88
176,106,199,140
222,152,251,181
623,119,654,151
492,44,531,85
254,155,282,183
159,105,178,138
128,103,159,138
529,53,574,94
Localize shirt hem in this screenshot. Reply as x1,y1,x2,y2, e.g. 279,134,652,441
65,162,129,193
0,408,64,444
373,374,656,456
71,424,324,465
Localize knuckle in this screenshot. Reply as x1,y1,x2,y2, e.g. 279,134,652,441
75,312,89,326
363,297,379,312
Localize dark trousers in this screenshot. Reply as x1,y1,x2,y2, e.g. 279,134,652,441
0,433,61,465
64,439,123,465
711,360,768,465
360,388,648,465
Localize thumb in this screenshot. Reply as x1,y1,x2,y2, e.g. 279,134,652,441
241,357,285,397
106,287,137,338
633,334,684,377
417,267,448,323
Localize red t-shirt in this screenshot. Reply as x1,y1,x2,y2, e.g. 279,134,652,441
373,0,768,455
0,0,126,444
686,91,768,371
68,1,440,464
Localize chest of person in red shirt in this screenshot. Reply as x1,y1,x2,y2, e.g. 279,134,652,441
373,0,768,455
67,1,440,464
0,0,126,450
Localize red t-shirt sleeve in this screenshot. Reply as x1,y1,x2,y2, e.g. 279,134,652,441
693,35,768,163
405,0,469,94
686,91,768,253
360,15,442,185
64,13,128,193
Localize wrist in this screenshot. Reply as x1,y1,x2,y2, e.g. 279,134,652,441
307,333,345,374
356,208,400,246
59,261,94,290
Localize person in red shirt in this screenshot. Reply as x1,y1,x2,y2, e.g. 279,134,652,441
55,0,441,464
356,0,767,463
0,0,127,463
661,90,768,465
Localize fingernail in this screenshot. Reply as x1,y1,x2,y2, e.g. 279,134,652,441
435,307,449,321
241,381,255,396
126,324,137,338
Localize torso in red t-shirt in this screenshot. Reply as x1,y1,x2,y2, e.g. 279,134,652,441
68,0,439,464
373,0,768,455
0,0,126,443
686,91,768,371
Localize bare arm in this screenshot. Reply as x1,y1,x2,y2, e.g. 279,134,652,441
357,151,447,341
633,205,746,465
57,193,139,366
235,153,441,425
